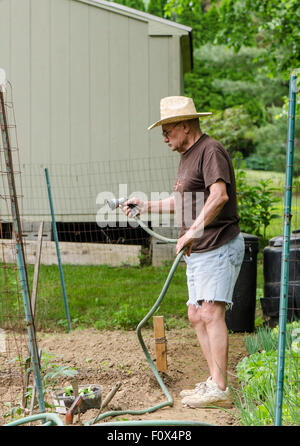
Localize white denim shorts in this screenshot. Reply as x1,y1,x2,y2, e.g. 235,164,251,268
184,233,245,309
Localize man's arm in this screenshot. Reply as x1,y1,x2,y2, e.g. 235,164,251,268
176,180,229,255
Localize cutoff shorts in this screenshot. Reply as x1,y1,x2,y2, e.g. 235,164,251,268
184,232,245,309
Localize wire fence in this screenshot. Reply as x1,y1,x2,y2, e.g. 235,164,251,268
0,73,299,425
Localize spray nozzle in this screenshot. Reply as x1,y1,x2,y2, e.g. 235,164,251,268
106,197,140,217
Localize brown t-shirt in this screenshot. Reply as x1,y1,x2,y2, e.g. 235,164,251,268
173,133,240,252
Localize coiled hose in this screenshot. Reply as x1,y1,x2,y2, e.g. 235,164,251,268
85,217,212,426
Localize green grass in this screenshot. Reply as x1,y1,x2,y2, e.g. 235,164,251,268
244,169,300,191
244,169,287,189
0,262,189,331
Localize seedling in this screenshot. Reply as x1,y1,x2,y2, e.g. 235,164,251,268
63,385,96,399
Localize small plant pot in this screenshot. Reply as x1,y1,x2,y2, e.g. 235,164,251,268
52,384,102,414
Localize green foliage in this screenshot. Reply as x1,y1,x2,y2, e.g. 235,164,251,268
162,0,298,173
111,0,145,11
63,384,95,398
233,154,280,243
200,106,255,158
184,44,287,129
246,107,300,174
40,351,78,391
215,0,300,77
147,0,166,17
4,351,78,420
245,326,277,355
235,320,300,425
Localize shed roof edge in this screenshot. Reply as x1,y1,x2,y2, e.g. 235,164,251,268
73,0,192,34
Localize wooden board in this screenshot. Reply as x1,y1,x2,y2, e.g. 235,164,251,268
0,239,141,266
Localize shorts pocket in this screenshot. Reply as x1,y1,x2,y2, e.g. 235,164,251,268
228,235,245,266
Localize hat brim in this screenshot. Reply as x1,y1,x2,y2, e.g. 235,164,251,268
147,112,212,130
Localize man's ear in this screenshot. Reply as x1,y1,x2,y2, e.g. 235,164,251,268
182,121,191,134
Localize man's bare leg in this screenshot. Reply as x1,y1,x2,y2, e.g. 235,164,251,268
188,301,228,391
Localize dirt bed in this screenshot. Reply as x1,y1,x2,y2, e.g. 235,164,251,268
0,327,248,426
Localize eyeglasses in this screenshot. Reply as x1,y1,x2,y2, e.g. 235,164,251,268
162,122,181,139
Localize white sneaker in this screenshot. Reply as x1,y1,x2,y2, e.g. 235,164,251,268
179,376,212,398
181,379,232,408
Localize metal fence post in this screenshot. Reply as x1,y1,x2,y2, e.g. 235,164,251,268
45,168,72,332
274,73,298,426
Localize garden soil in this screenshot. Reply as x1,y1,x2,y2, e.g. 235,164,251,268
0,326,248,426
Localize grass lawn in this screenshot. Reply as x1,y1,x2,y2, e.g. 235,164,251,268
0,261,190,331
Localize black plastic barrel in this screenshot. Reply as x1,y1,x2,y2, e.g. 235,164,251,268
261,230,300,326
225,233,259,332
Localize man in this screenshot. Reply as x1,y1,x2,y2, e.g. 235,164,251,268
123,96,245,408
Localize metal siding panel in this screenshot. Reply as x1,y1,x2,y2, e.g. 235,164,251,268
127,20,150,195
148,36,179,196
30,0,51,165
168,36,181,96
69,0,90,164
0,0,11,76
89,7,110,163
148,36,169,156
68,1,91,216
50,0,71,166
128,20,149,160
109,14,130,162
10,0,31,166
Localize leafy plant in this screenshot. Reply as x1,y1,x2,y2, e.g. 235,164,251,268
63,384,95,399
233,153,280,243
40,351,78,392
4,351,78,420
234,320,300,425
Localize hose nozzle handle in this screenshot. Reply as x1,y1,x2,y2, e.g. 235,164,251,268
106,197,140,218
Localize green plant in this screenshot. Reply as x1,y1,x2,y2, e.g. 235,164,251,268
63,384,95,399
233,153,280,244
234,320,300,425
40,351,78,392
3,402,23,421
4,351,77,420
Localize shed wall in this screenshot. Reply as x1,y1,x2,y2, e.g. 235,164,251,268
0,0,187,221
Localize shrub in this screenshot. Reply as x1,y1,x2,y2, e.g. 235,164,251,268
233,154,280,244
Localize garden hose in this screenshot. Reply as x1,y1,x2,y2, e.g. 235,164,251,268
86,243,184,425
4,212,212,427
4,412,64,426
86,213,212,426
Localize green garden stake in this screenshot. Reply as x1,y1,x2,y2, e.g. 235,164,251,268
45,168,72,332
274,73,298,426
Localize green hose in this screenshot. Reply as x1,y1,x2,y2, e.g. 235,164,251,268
86,245,185,425
86,218,213,426
95,420,211,426
4,412,64,426
4,217,213,427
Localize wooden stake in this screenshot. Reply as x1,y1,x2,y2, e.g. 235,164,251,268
31,221,44,317
153,316,167,373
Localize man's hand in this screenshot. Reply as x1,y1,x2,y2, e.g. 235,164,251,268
176,228,195,256
120,197,146,218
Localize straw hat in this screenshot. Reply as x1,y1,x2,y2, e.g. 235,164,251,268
148,96,212,130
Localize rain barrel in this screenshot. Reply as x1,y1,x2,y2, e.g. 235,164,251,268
261,230,300,326
225,233,259,333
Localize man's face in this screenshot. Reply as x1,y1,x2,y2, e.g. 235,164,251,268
161,122,187,153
